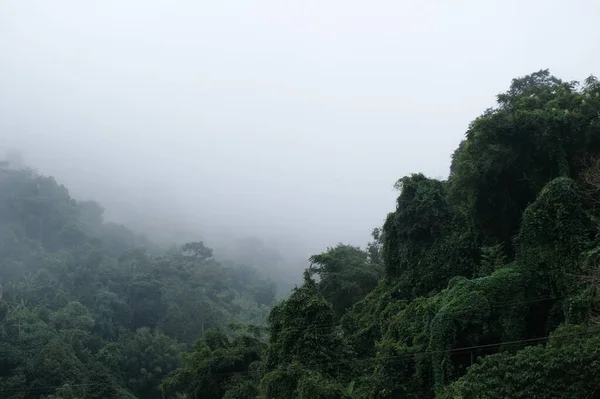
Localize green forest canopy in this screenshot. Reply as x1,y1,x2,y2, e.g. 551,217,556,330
2,69,600,398
0,165,278,398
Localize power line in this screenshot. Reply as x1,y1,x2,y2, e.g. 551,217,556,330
173,326,600,380
0,294,588,394
0,294,568,353
2,324,598,394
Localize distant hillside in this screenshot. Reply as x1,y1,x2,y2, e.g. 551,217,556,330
0,165,277,398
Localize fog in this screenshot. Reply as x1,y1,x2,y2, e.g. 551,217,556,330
1,0,599,260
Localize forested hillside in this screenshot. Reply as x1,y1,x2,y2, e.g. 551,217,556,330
161,70,600,399
3,69,600,399
0,165,277,398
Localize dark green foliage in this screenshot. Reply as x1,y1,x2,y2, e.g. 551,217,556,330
440,325,600,399
4,70,600,398
293,372,350,399
449,70,600,246
515,177,597,337
0,166,278,398
243,70,600,399
340,278,406,359
116,328,185,397
264,274,352,374
363,71,600,397
382,173,479,298
308,244,382,318
475,244,507,277
365,267,526,398
161,327,265,398
383,174,450,279
516,177,595,291
259,274,354,398
366,227,383,266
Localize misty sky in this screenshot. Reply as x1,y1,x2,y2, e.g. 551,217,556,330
1,0,599,255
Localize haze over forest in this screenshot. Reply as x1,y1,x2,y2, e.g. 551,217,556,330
2,0,598,261
4,1,600,399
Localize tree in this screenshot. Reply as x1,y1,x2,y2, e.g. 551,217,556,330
441,326,600,399
0,164,279,398
309,244,381,318
181,241,214,262
161,327,265,399
260,273,354,398
382,174,478,297
449,70,600,246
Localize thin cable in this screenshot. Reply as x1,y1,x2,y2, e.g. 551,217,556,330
0,294,569,352
4,325,596,393
0,294,587,392
179,326,600,380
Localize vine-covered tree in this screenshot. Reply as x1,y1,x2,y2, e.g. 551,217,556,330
4,69,600,398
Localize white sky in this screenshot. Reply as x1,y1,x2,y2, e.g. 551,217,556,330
1,0,599,255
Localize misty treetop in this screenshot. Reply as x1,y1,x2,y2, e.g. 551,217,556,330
0,165,278,398
3,69,600,398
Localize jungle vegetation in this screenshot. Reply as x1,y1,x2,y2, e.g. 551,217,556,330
2,70,600,398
